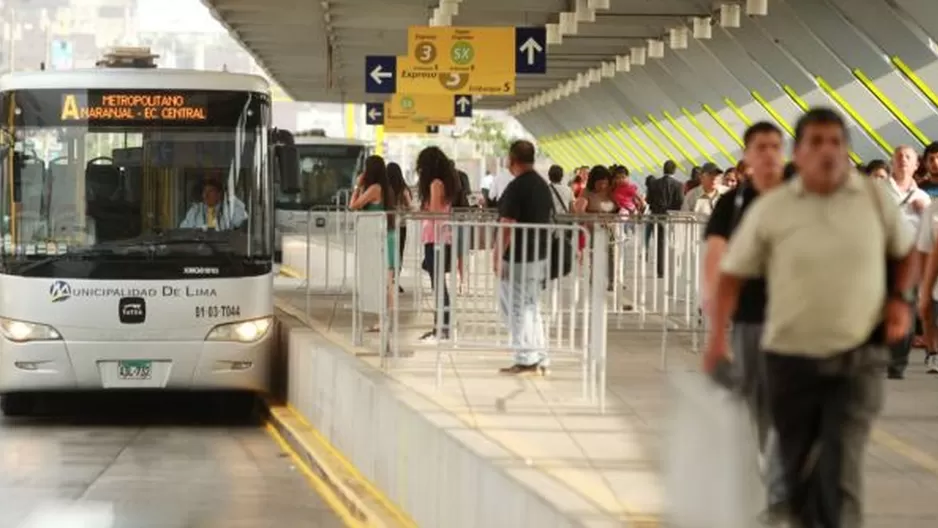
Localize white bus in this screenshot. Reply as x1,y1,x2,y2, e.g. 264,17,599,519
0,49,300,415
274,130,370,261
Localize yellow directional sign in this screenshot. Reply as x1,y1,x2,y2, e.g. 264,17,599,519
397,56,515,96
384,118,439,134
384,106,453,129
387,94,453,121
408,26,513,73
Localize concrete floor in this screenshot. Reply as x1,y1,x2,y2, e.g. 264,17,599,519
0,394,343,528
276,275,938,528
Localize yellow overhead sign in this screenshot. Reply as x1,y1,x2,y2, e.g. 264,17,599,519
397,56,515,96
408,26,513,73
383,107,453,129
384,118,439,134
387,94,453,121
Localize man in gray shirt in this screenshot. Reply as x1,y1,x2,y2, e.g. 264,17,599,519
682,162,726,216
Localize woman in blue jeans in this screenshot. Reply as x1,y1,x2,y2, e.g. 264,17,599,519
415,147,458,343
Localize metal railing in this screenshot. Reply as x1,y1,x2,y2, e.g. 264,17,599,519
285,206,708,411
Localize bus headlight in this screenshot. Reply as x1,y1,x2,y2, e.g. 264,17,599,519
205,317,272,343
0,317,62,342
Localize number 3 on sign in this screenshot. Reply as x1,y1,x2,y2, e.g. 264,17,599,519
415,42,436,64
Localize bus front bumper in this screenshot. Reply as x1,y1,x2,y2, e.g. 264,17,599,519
0,335,273,393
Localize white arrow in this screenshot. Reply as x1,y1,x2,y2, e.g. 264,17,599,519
370,65,393,85
367,107,382,121
455,96,471,113
519,37,544,66
444,73,462,88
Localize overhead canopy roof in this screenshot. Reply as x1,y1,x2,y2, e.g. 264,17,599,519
202,0,713,108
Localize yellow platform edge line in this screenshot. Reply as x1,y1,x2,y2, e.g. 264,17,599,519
266,403,418,528
273,298,659,526
263,421,368,528
872,427,938,476
278,265,305,279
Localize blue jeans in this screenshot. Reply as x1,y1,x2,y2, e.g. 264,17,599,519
499,259,548,366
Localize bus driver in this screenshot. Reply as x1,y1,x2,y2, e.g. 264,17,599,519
180,179,247,230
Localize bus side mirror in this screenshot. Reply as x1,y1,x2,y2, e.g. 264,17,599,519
272,128,300,194
278,144,300,194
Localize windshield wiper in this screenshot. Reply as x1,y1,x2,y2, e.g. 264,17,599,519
11,246,126,274
10,234,241,274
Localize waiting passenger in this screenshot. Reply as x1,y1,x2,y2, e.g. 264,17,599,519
547,164,574,215
495,140,553,375
180,180,247,230
864,159,889,180
349,155,397,335
416,146,457,343
917,142,938,198
885,146,930,379
682,162,726,216
387,162,412,293
721,167,739,190
645,160,685,278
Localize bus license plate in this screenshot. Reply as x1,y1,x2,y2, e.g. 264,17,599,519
118,360,152,380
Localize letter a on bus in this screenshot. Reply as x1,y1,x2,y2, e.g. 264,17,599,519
61,95,79,120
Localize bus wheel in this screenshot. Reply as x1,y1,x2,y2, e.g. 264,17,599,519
1,393,34,417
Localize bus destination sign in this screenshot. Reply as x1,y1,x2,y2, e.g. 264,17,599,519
60,93,208,121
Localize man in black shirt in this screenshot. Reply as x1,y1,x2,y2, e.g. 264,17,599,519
703,121,787,513
645,160,684,277
495,140,554,375
918,142,938,199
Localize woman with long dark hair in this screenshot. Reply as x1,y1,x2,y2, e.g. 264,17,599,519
416,146,457,342
573,165,620,291
350,155,397,331
387,162,412,292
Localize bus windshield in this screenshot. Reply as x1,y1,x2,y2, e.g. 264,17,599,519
0,89,271,279
275,143,365,210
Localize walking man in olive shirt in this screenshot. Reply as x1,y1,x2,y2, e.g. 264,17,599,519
704,109,916,528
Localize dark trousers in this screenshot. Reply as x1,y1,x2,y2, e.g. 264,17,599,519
422,243,451,332
766,346,886,528
643,223,666,278
654,223,666,278
888,302,914,376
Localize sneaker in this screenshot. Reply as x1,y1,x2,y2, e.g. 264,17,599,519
927,352,938,374
498,362,549,376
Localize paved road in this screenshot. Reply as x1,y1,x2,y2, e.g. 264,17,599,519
0,393,343,528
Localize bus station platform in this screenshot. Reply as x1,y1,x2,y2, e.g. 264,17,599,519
272,279,938,528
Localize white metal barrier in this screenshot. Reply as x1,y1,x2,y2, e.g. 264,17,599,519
564,213,707,370
294,208,706,411
349,212,611,410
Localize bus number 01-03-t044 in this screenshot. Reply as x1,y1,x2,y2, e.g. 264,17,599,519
195,305,241,318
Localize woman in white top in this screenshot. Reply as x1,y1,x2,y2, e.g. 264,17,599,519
547,165,574,214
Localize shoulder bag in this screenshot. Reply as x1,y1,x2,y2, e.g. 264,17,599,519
548,183,575,280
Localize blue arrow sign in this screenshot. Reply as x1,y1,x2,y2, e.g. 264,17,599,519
365,55,396,94
515,27,547,74
454,95,473,118
365,103,384,125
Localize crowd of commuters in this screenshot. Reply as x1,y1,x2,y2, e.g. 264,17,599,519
699,108,938,528
349,110,938,526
